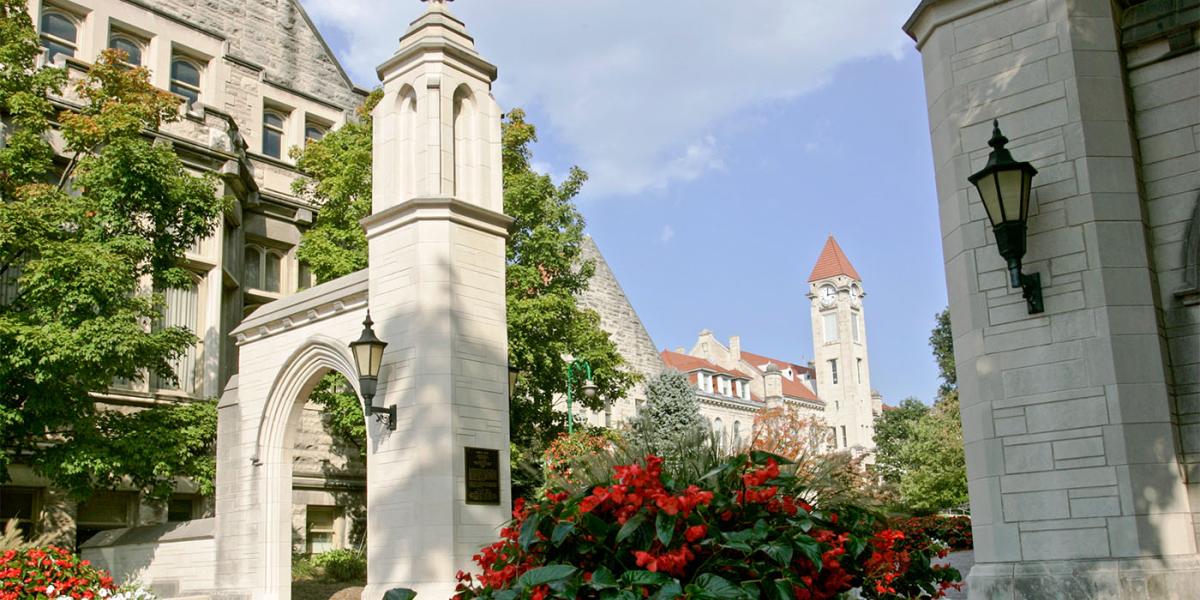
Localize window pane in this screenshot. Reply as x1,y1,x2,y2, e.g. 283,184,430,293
0,489,35,520
264,112,283,128
42,13,76,42
153,282,199,393
171,59,200,86
244,247,261,289
167,497,194,522
110,37,142,65
305,126,325,143
170,83,199,105
264,253,281,292
262,128,282,158
41,39,75,60
823,313,838,343
298,262,313,291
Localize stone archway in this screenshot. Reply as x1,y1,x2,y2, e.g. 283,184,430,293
255,335,364,599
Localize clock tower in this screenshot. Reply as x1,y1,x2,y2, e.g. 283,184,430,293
808,236,875,452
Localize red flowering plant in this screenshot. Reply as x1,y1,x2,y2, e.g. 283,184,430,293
453,450,960,599
0,546,118,599
892,516,972,551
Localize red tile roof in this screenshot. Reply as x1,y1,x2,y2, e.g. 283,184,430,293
807,235,861,282
660,349,752,380
738,350,820,402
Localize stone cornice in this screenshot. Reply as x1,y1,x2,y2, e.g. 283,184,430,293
376,39,498,83
231,270,369,345
904,0,1009,48
361,196,514,240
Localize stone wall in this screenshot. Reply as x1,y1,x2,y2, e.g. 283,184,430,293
905,0,1200,595
576,236,667,424
80,519,217,597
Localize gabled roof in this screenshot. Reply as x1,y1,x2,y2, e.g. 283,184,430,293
808,236,861,282
738,351,821,403
660,350,752,380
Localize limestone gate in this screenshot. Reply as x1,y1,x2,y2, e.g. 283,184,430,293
85,4,514,599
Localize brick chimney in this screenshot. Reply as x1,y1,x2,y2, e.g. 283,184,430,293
729,335,742,364
764,363,783,408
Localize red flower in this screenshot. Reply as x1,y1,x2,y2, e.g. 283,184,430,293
684,524,707,543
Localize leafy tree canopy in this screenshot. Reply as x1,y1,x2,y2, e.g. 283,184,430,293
930,308,955,396
632,370,703,455
871,397,929,485
290,101,636,451
0,1,224,500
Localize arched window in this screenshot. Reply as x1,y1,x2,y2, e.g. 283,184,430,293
713,418,724,447
304,124,326,146
262,110,286,158
170,57,202,106
40,10,78,61
733,421,742,448
109,34,143,66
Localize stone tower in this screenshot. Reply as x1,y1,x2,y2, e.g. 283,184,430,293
807,236,874,450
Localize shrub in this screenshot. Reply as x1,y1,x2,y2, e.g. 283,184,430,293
452,451,961,599
0,546,118,598
312,548,367,582
893,515,972,551
542,429,619,491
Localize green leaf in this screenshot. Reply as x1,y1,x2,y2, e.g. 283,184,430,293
616,510,646,543
518,512,544,550
589,566,618,590
771,579,794,600
620,570,670,586
516,564,577,589
493,591,518,600
650,580,683,600
793,535,823,569
551,520,575,545
692,574,746,599
763,541,793,566
383,589,416,600
655,510,674,546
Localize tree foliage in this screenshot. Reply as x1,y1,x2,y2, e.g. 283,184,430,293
871,397,928,486
632,370,703,451
290,101,636,451
752,405,831,462
930,308,955,395
0,1,224,499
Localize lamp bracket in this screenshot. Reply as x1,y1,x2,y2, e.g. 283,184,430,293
1019,272,1044,314
370,404,397,431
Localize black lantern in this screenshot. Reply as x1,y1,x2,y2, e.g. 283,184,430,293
350,312,395,430
969,120,1043,314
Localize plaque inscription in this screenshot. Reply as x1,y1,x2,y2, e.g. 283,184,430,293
464,447,500,505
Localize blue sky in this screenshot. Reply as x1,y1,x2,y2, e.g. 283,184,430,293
302,1,948,404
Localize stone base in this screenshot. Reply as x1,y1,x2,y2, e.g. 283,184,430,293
968,556,1200,599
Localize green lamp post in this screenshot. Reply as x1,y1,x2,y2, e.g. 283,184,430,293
565,357,597,434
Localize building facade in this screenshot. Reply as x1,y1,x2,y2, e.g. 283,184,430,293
905,0,1200,595
578,234,881,454
1,0,368,555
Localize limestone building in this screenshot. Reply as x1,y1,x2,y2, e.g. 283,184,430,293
1,0,369,555
905,0,1200,595
577,234,881,454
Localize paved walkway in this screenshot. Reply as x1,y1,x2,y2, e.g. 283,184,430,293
939,550,974,599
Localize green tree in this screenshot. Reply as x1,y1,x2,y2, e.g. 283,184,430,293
632,370,703,454
897,390,968,513
871,396,929,485
930,308,956,395
0,1,224,499
290,102,636,450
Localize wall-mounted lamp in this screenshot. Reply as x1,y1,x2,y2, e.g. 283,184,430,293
350,312,395,430
969,120,1044,314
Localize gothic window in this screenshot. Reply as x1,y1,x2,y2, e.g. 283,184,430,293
108,33,143,66
152,278,200,394
829,359,838,385
823,313,838,343
243,245,283,293
262,109,286,159
170,56,203,106
40,9,78,61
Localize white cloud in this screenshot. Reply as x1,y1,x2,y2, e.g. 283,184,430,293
659,225,676,245
300,0,912,196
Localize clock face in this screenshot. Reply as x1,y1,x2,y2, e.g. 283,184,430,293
850,285,861,305
820,285,836,306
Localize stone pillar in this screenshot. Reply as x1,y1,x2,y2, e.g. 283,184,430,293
362,3,511,599
764,364,784,408
905,0,1200,596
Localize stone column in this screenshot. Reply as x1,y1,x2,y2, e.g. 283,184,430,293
361,4,511,599
905,0,1199,596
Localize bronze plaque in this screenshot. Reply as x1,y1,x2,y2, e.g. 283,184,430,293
464,447,501,505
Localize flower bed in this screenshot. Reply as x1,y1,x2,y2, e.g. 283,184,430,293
892,516,972,551
454,451,961,599
0,546,117,599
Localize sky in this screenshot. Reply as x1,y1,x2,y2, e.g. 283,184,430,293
300,0,949,404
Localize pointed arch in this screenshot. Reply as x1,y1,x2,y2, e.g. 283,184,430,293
397,84,418,202
452,84,477,199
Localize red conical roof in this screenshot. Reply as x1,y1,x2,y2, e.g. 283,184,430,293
807,236,861,282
